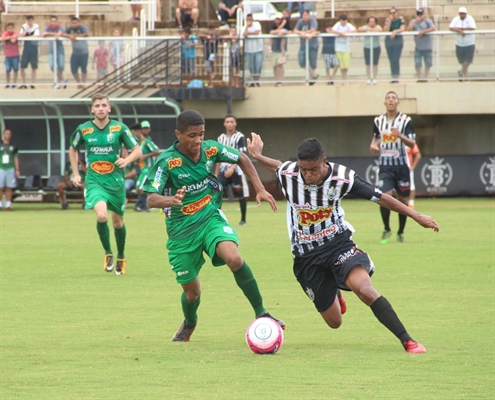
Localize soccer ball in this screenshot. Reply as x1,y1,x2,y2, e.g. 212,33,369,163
245,317,284,354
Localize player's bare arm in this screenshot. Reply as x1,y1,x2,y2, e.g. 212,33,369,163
115,144,142,169
391,127,416,148
370,137,380,153
378,193,439,232
237,152,278,212
69,146,82,187
247,133,283,173
148,186,186,208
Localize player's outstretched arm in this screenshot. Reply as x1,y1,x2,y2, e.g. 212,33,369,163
378,193,439,232
115,144,142,168
147,186,186,208
237,152,278,212
247,132,282,173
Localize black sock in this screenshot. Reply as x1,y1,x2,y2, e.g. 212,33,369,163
370,296,412,344
239,198,247,222
398,213,407,235
380,206,391,232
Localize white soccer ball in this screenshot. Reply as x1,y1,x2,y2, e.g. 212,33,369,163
245,317,284,354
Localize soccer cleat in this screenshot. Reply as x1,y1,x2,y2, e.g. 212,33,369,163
337,290,347,315
380,230,391,244
403,340,426,354
258,312,286,330
61,202,68,210
172,320,196,342
397,234,404,243
238,220,246,226
408,204,415,210
115,258,126,275
104,254,114,272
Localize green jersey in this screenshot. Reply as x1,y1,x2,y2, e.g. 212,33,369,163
140,137,160,168
0,143,19,170
70,119,139,193
143,139,242,240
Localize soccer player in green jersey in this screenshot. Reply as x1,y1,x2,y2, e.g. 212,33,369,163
69,93,142,275
0,129,20,211
134,120,160,212
144,110,285,342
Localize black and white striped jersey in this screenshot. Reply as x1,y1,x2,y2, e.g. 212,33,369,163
217,131,247,174
276,161,383,257
373,112,415,167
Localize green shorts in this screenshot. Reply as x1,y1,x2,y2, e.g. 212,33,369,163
167,210,239,284
136,167,149,190
84,186,126,215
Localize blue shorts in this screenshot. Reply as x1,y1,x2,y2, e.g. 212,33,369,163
70,53,88,75
245,51,263,75
298,47,318,70
49,52,65,72
414,49,432,69
5,56,19,73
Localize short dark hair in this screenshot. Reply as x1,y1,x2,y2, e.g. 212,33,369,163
26,15,34,20
183,27,191,34
246,13,253,18
302,10,310,16
177,110,205,132
385,91,399,101
6,22,14,28
339,14,347,20
50,15,58,20
129,123,142,130
297,139,325,161
71,17,80,22
208,24,216,30
224,114,237,122
91,93,110,104
367,16,377,23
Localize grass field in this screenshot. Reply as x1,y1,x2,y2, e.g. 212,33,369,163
1,197,494,399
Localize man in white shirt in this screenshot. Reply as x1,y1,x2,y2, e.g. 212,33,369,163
19,15,40,89
332,14,356,84
449,7,476,79
242,13,263,86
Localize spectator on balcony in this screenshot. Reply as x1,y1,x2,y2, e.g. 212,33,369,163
221,26,242,88
294,10,319,85
331,14,356,85
218,0,243,28
1,22,19,89
268,10,290,64
242,13,263,87
383,7,405,83
358,16,382,85
92,40,110,84
199,25,219,86
109,28,124,72
449,7,476,79
176,0,199,29
287,2,303,14
181,27,198,81
62,17,90,89
322,21,339,85
408,9,436,82
269,13,289,87
19,15,40,89
128,0,142,22
43,15,67,89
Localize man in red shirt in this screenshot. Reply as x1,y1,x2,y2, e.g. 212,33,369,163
1,22,19,88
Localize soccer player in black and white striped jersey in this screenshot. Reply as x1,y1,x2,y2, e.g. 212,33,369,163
248,133,439,354
215,114,249,225
370,91,416,243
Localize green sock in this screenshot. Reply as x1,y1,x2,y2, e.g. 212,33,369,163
96,221,112,254
181,292,200,326
233,262,266,317
114,225,126,259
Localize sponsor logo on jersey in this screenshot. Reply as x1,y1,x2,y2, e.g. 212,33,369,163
207,177,221,191
91,161,115,174
297,206,333,226
82,128,94,135
281,170,299,177
177,270,189,277
220,147,239,162
89,146,113,155
107,133,115,144
297,224,338,242
151,181,161,190
294,203,312,210
331,176,350,183
178,173,190,179
381,133,398,144
205,147,218,159
421,156,453,195
72,132,81,147
109,125,121,133
87,138,97,143
168,157,182,169
181,194,212,215
138,160,146,168
153,167,163,182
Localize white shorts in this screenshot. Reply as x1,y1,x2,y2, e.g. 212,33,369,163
410,170,415,191
0,168,17,188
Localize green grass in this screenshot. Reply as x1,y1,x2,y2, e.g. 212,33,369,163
1,198,494,399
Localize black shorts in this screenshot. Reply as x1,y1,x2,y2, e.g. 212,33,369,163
21,46,38,69
378,165,411,197
364,46,381,66
456,44,475,64
293,232,375,313
219,170,244,198
180,9,193,24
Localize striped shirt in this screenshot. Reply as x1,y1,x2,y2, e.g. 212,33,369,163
276,161,382,257
217,131,247,175
373,112,415,167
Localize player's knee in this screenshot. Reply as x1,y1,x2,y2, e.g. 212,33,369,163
354,284,379,306
226,254,244,271
324,315,342,329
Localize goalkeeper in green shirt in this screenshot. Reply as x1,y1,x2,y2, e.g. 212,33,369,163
69,93,142,275
144,109,285,342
